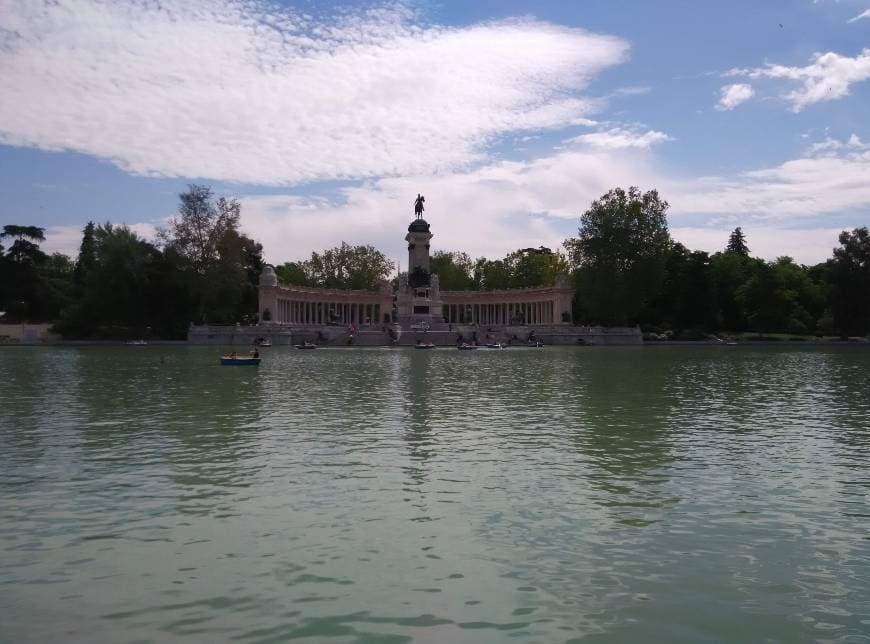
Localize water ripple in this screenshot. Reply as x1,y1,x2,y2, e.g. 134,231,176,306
1,346,869,642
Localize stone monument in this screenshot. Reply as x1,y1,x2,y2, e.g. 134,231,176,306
395,195,445,328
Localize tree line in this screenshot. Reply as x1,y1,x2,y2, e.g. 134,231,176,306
0,186,264,339
563,187,869,338
1,184,868,338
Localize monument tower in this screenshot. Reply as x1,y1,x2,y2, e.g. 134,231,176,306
396,194,444,326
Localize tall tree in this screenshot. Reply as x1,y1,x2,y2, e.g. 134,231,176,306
302,242,394,290
726,227,750,256
162,186,241,275
0,224,51,321
642,243,719,331
430,251,475,290
161,185,261,323
274,261,310,286
1,225,47,265
74,221,97,285
828,227,870,336
564,187,671,324
503,247,568,288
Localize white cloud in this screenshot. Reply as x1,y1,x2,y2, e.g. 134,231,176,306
808,133,869,154
609,85,652,97
0,0,628,185
716,83,754,110
567,127,671,150
847,9,870,22
669,138,870,219
729,49,870,111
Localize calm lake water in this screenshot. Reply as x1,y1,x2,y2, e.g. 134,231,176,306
1,346,869,643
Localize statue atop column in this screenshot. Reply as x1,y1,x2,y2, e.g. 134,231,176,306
413,194,425,219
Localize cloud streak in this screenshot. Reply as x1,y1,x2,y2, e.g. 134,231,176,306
0,0,627,185
847,9,870,23
728,49,870,111
568,127,671,150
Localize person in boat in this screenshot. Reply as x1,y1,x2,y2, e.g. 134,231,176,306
250,349,259,358
229,351,237,358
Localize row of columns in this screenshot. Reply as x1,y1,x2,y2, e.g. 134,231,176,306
275,299,384,326
443,300,554,326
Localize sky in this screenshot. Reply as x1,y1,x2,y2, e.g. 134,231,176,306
1,0,869,267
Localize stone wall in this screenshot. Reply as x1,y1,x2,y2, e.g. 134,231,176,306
188,323,642,346
0,323,59,345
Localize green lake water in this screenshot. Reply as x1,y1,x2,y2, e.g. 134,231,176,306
1,346,869,643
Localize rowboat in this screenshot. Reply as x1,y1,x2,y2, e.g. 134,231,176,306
220,356,261,366
484,343,504,349
457,343,477,351
415,342,436,349
295,342,317,350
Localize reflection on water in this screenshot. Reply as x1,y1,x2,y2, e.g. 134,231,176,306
1,346,869,643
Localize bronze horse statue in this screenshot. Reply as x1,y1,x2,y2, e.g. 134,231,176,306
414,194,425,218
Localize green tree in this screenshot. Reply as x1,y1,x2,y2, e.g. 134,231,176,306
726,227,750,256
504,247,568,288
828,227,870,336
274,261,310,286
301,242,394,290
430,251,475,290
74,221,97,285
564,187,671,324
1,225,47,265
0,224,55,321
161,185,262,323
709,251,759,331
57,224,162,336
643,243,719,332
473,257,511,290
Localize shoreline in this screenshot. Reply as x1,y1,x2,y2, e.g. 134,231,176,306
1,339,869,348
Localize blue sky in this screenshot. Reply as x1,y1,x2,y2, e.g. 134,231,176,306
1,0,868,265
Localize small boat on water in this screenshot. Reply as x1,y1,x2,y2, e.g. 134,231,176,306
484,342,504,349
220,355,261,366
415,342,436,349
527,340,544,347
257,338,272,347
295,342,317,350
458,343,478,351
126,340,148,346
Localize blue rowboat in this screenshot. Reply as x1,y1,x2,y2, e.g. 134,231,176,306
220,356,261,366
